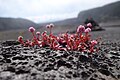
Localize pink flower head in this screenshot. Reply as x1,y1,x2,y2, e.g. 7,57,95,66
49,23,54,28
87,23,92,28
70,34,74,38
77,25,85,33
91,40,98,45
85,27,91,33
29,27,35,32
46,25,50,28
42,31,47,35
36,31,40,35
18,36,23,41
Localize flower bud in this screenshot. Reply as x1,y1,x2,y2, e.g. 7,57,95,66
85,27,91,33
77,25,85,33
49,23,54,28
36,31,40,35
91,40,98,45
87,23,92,28
46,25,50,28
29,27,35,32
18,36,23,41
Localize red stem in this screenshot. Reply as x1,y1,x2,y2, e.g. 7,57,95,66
32,32,40,47
32,32,36,38
50,28,52,35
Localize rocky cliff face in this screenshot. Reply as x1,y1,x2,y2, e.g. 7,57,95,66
52,1,120,26
77,1,120,23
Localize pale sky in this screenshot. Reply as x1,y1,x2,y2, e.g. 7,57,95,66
0,0,119,23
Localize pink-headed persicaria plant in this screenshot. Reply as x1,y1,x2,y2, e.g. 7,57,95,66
18,23,100,53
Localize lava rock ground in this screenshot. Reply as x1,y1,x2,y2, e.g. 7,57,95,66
0,40,120,80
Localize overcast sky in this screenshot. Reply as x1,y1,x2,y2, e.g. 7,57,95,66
0,0,119,23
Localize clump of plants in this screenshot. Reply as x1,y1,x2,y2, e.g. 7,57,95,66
18,23,100,53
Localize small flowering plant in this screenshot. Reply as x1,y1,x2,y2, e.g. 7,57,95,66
18,23,100,53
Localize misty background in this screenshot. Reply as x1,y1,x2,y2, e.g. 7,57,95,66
0,0,119,23
0,0,120,41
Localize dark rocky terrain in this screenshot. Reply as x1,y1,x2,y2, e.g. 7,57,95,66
0,36,120,80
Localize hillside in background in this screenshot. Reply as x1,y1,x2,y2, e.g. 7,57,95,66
77,1,120,23
51,1,120,27
0,17,38,31
0,1,120,31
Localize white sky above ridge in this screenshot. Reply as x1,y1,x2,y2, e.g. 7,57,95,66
0,0,119,23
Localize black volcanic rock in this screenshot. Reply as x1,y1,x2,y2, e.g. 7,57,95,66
79,54,89,62
0,40,120,80
98,69,110,76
